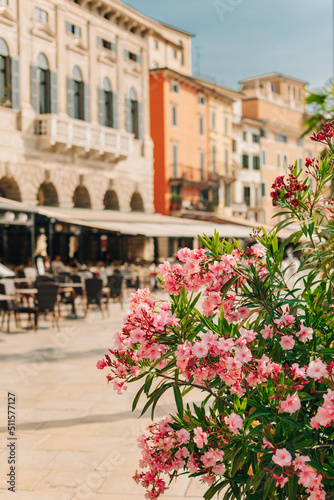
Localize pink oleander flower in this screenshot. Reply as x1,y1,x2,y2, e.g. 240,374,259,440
237,306,251,319
272,448,292,467
234,345,252,364
296,323,313,343
193,427,208,449
279,393,301,414
280,335,295,350
274,308,296,327
260,324,273,339
262,437,274,450
293,454,310,471
176,429,190,444
130,327,146,343
96,358,107,370
273,474,288,488
297,465,318,488
250,243,267,258
201,449,224,468
113,380,127,395
291,363,307,379
176,247,191,262
307,359,329,380
192,341,209,358
226,412,243,434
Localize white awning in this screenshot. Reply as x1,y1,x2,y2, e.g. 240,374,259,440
0,197,295,240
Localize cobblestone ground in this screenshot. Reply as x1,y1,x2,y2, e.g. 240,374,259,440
0,296,219,500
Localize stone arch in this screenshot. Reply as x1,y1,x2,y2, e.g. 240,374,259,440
102,77,112,91
104,189,119,210
37,182,59,206
37,52,49,70
72,65,83,82
0,176,22,202
73,185,91,209
130,191,144,212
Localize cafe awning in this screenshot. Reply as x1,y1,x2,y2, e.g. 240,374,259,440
36,206,253,238
0,197,293,240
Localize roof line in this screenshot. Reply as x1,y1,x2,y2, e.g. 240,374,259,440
240,72,308,85
150,67,236,102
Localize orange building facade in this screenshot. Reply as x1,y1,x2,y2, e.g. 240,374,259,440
150,68,234,216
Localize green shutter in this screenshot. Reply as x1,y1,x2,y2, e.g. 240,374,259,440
83,82,90,122
67,76,74,117
124,49,129,60
65,21,71,33
112,92,118,129
137,101,143,140
98,87,104,125
125,97,131,132
30,64,39,114
10,58,20,111
96,35,102,47
50,70,58,114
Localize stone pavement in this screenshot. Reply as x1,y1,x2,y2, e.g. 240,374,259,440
0,297,218,500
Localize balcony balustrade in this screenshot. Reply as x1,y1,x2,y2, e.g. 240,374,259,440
35,114,133,161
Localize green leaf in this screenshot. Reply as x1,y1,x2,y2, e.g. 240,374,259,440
220,275,239,299
173,382,184,417
132,384,145,411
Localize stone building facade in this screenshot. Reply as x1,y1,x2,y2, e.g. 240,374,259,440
0,0,192,216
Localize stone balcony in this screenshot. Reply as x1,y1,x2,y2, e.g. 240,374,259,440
35,114,133,161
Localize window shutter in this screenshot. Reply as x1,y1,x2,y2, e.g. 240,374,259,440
136,54,141,64
112,92,118,129
125,97,131,132
65,20,71,33
75,26,81,37
124,49,129,60
83,82,90,122
111,42,116,52
137,101,143,140
30,64,39,114
98,87,104,125
10,58,20,111
66,76,74,117
49,70,58,114
96,35,102,47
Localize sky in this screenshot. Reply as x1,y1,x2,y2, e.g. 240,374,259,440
124,0,333,92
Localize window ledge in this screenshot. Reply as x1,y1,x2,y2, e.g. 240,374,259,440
0,5,16,26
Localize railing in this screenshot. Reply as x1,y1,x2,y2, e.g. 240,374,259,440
35,114,133,159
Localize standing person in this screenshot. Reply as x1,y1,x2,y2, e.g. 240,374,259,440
282,246,301,291
52,255,66,275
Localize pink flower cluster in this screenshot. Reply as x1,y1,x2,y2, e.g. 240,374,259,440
311,388,334,429
159,244,267,319
266,446,325,499
261,307,313,350
175,327,284,397
97,289,179,393
134,416,230,498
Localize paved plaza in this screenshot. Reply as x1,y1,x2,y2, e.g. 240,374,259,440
0,296,215,500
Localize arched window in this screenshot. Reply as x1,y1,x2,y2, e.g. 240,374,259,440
0,176,22,202
130,191,144,212
67,66,89,121
98,78,118,128
37,53,49,114
126,88,143,139
31,53,57,115
104,189,119,210
37,182,59,207
73,66,83,120
73,185,91,209
0,38,10,106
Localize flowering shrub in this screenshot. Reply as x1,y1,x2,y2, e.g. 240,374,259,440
98,124,334,499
